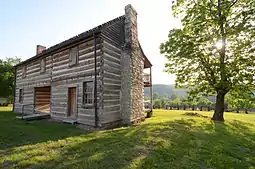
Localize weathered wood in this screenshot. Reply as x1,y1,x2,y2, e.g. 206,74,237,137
104,59,121,70
103,47,121,60
100,111,120,123
104,65,121,75
104,53,121,65
104,100,120,105
35,87,51,113
104,72,120,81
102,40,121,54
104,78,121,85
104,105,120,112
16,113,50,120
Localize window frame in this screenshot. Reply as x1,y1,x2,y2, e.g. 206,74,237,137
19,89,23,103
82,81,94,107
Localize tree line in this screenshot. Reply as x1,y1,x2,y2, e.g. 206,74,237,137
149,91,255,114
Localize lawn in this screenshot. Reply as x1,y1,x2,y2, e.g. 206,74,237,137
0,107,255,169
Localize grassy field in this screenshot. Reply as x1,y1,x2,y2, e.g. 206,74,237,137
0,107,255,169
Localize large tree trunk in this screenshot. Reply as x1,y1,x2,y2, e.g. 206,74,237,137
212,92,225,121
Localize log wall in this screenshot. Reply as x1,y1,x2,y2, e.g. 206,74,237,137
100,18,125,125
14,55,52,114
14,37,104,126
50,38,103,126
14,17,126,127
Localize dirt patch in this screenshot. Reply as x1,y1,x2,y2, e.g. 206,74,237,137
182,112,209,118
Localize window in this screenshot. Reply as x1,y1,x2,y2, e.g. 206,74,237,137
22,66,26,78
40,58,46,73
83,81,93,105
69,46,78,66
19,89,23,103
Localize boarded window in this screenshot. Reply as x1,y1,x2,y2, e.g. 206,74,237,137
19,89,23,103
22,66,26,78
83,81,93,105
69,47,78,66
40,58,46,73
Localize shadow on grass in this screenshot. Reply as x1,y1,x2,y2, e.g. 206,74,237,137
0,111,84,150
1,111,255,169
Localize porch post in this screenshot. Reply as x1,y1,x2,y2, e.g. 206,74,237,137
150,67,153,110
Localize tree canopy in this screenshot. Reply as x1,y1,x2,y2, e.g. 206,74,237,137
160,0,255,121
0,57,21,102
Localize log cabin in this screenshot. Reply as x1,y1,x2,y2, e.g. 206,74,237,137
13,4,153,128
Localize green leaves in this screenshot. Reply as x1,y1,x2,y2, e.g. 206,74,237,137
0,57,21,101
162,0,255,98
226,88,255,110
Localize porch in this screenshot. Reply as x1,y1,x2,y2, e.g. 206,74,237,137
143,52,153,116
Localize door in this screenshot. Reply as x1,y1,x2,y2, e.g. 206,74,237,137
68,87,77,118
35,87,51,113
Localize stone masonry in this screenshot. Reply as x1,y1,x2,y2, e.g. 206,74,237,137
120,4,144,125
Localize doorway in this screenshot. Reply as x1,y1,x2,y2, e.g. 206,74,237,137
35,86,51,113
68,87,77,118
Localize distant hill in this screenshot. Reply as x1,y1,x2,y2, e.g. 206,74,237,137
144,84,216,102
144,84,188,98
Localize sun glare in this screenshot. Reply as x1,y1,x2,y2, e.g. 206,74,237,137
215,41,222,49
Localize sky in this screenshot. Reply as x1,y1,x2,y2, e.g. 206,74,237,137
0,0,181,84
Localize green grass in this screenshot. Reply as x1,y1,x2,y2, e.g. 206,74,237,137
0,107,255,169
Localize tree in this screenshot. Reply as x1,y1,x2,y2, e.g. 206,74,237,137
190,99,198,111
144,96,150,101
160,94,168,108
167,100,174,110
153,92,160,100
153,99,161,109
170,93,178,100
0,57,21,103
160,0,255,121
197,97,213,111
172,97,181,110
181,97,190,110
226,89,255,113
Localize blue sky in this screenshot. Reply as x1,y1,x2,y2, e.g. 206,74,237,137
0,0,181,84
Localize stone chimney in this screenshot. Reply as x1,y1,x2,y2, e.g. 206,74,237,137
36,45,46,55
120,4,144,125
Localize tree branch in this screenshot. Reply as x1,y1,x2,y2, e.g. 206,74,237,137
228,0,238,9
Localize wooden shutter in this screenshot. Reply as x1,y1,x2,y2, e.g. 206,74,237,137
40,58,46,73
69,47,78,66
22,66,26,78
